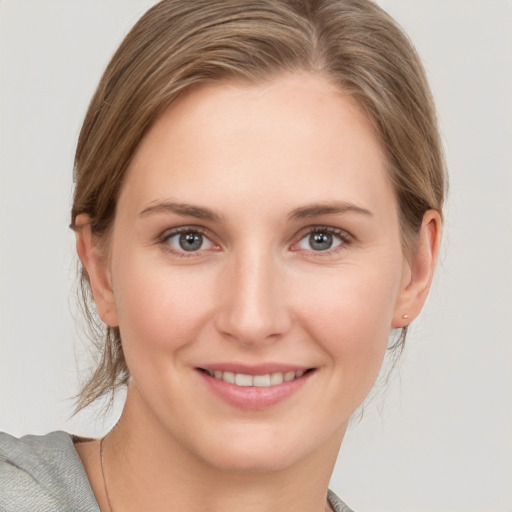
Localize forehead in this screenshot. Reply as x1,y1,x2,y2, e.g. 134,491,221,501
119,72,395,220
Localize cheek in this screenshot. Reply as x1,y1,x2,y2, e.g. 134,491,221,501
295,262,401,396
112,256,215,356
298,261,399,337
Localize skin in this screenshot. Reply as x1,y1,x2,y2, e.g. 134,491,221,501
75,72,441,512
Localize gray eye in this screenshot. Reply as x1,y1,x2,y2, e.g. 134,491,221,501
179,232,203,251
309,232,333,251
296,230,343,252
166,230,214,253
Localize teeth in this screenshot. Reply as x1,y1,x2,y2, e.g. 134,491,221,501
223,371,235,384
270,372,284,385
207,370,307,387
253,374,271,387
284,371,295,382
235,373,253,387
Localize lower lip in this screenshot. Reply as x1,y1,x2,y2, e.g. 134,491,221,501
198,370,313,410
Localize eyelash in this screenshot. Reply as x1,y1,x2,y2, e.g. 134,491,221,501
292,226,352,256
158,225,352,258
159,226,218,258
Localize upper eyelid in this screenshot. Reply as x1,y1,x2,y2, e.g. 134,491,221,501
160,225,212,240
159,226,219,257
294,225,353,242
290,225,353,254
159,226,218,251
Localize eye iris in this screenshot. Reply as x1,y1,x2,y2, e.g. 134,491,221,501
310,232,333,251
179,232,203,251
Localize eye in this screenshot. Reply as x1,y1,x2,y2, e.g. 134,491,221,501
296,228,345,252
164,228,216,254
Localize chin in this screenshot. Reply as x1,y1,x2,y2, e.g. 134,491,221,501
198,441,301,474
187,420,341,475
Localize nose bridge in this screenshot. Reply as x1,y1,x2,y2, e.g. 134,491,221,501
215,244,291,345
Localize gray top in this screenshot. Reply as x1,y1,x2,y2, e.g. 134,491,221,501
0,431,354,512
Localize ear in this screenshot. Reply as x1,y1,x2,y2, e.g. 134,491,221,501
75,214,119,327
392,210,442,328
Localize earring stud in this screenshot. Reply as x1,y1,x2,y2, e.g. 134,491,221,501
402,314,409,320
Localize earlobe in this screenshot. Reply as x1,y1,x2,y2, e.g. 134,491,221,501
75,214,119,327
392,210,442,328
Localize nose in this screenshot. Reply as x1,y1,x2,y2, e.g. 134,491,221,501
214,250,292,347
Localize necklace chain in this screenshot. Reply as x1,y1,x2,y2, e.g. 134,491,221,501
100,436,114,512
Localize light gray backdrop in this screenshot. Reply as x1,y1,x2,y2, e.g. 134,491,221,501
1,1,511,511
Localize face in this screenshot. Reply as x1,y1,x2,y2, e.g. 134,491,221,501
83,73,420,473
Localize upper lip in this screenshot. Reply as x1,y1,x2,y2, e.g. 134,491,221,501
196,363,312,375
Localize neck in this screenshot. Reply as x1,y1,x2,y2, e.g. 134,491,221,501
101,384,344,512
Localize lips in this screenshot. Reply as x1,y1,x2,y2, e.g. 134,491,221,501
196,364,314,409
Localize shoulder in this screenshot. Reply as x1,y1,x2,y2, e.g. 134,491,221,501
0,431,99,512
328,489,356,512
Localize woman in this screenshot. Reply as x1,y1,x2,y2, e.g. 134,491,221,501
0,1,445,511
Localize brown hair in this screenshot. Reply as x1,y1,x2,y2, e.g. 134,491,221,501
71,0,446,411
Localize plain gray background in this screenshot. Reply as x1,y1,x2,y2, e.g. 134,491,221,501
1,1,511,511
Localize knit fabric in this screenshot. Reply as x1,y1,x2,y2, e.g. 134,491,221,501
0,431,99,511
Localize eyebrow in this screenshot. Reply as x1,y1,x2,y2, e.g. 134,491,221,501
138,201,223,222
138,200,372,223
288,201,373,220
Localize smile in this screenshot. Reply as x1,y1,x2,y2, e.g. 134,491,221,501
197,366,315,409
203,369,307,387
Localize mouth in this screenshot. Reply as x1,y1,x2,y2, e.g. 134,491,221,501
196,363,316,409
198,368,314,388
